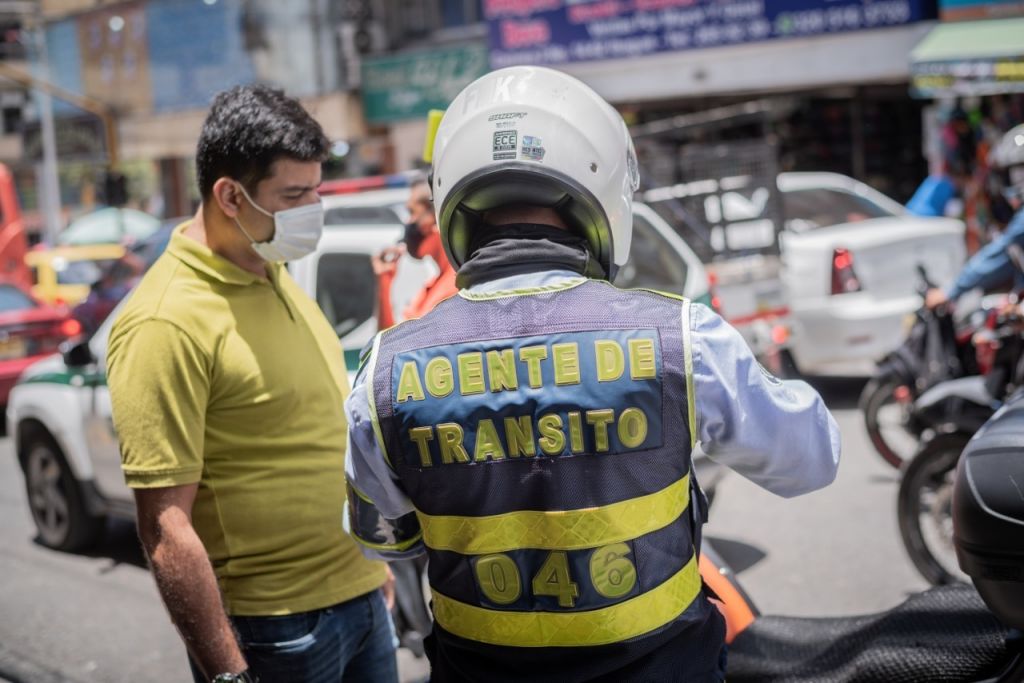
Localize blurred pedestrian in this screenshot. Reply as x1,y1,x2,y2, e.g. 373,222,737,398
106,85,397,683
906,159,969,219
371,179,456,329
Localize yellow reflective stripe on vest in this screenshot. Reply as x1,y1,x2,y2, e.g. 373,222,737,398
433,552,701,647
418,475,689,555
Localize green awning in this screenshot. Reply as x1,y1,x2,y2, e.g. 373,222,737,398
910,18,1024,97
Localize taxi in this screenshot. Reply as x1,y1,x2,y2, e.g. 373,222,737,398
25,244,126,306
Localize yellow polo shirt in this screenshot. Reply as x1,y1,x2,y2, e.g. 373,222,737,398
107,222,386,615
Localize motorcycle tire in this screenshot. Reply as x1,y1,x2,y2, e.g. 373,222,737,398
897,432,972,586
860,374,917,469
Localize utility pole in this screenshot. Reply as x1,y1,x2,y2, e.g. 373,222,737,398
27,5,62,245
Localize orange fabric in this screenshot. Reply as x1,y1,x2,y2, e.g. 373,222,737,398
402,261,458,320
698,552,757,644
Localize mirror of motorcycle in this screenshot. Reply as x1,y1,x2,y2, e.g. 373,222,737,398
916,262,936,290
60,338,95,368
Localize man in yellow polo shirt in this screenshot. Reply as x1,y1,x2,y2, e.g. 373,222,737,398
106,85,395,683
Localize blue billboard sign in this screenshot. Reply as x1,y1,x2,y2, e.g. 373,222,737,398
486,0,935,68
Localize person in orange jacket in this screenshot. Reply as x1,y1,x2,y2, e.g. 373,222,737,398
371,179,457,329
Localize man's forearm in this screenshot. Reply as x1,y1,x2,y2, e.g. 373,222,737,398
143,523,246,680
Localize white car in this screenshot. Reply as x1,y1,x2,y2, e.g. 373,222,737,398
777,172,966,376
9,197,719,551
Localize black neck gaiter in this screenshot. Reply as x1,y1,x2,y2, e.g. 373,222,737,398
456,223,606,289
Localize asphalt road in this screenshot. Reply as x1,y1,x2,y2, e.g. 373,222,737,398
0,378,929,682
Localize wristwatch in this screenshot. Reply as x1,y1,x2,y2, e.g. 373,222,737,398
211,671,257,683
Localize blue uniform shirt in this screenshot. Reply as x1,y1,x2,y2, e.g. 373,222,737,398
947,208,1024,300
345,270,842,557
906,174,956,217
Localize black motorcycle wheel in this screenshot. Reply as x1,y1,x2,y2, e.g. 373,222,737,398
860,375,918,469
897,433,972,586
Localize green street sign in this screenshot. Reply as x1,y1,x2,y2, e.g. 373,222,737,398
362,44,489,123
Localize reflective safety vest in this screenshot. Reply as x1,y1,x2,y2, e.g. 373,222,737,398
367,278,706,654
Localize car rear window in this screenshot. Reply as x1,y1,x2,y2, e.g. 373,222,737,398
315,253,376,338
324,206,402,226
0,285,36,312
783,188,895,230
614,214,688,292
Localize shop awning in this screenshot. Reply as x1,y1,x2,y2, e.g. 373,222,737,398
911,18,1024,97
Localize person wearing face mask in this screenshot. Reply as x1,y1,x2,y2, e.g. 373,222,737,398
105,85,398,683
371,179,457,329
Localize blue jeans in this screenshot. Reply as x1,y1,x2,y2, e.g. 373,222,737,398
190,590,398,683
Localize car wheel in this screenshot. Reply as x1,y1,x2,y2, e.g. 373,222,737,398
23,434,105,552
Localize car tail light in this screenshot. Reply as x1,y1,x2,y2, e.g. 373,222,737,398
29,318,84,355
59,318,82,338
831,248,862,295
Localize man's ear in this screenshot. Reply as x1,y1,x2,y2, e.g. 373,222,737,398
212,178,243,218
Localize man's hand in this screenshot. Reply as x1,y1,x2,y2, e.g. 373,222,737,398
382,563,396,611
925,288,949,310
372,245,405,277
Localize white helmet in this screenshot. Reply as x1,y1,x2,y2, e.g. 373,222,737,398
430,66,639,279
992,123,1024,171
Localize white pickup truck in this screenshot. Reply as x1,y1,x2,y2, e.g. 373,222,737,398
699,172,964,377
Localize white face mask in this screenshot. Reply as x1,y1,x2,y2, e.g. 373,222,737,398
233,183,324,262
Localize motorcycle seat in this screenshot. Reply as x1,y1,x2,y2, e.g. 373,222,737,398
726,584,1010,682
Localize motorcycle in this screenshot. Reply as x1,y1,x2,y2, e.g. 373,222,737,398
859,265,985,469
898,312,1024,586
703,415,1024,681
897,247,1024,586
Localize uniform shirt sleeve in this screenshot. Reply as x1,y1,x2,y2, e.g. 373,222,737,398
344,352,424,560
947,210,1024,300
106,318,210,488
689,303,841,498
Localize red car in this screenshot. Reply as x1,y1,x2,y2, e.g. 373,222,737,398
0,282,81,405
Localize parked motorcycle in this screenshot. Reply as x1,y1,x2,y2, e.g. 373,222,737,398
896,246,1024,585
702,430,1024,681
859,265,983,469
898,304,1024,586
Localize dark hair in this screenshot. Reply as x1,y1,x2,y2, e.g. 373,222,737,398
196,85,330,200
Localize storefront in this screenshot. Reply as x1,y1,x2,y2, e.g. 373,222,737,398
908,1,1024,246
484,0,940,257
485,0,938,189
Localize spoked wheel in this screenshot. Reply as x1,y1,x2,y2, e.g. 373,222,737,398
860,375,919,469
23,435,104,552
897,433,972,586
